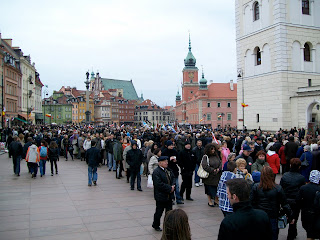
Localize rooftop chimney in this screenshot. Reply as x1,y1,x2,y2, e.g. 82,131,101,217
230,80,234,91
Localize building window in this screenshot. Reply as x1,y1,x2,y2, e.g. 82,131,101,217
207,113,211,121
308,79,312,87
302,0,310,15
217,102,221,108
190,91,193,94
257,114,260,123
255,47,261,65
304,43,311,62
227,113,232,121
253,2,260,21
207,102,211,108
227,102,231,108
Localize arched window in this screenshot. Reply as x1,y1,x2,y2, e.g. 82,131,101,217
304,43,311,61
255,47,261,65
253,2,260,21
302,0,310,15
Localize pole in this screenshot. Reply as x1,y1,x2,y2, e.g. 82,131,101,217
242,73,244,130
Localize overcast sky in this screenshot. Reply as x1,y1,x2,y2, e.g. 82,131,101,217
1,0,236,107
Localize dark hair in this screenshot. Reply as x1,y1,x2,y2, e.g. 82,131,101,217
161,209,191,240
153,148,161,156
269,145,276,151
256,150,266,158
290,158,301,171
227,161,237,172
259,166,276,190
49,141,58,149
41,140,48,147
151,143,159,153
91,140,97,147
225,178,251,202
289,136,294,141
204,143,219,157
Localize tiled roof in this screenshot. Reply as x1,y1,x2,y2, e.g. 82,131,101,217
101,78,139,100
137,99,162,110
207,83,237,99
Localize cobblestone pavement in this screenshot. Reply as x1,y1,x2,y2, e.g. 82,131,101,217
0,153,305,240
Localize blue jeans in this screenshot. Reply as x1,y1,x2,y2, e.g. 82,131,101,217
174,177,183,201
108,153,116,170
29,162,38,176
270,218,279,240
88,166,98,185
194,164,200,183
15,156,21,174
130,170,141,189
39,160,46,176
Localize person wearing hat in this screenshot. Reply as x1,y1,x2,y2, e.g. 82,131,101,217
162,140,183,204
126,140,143,191
152,156,175,232
294,170,320,240
178,141,196,201
235,144,254,173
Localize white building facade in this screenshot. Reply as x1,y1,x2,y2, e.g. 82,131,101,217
236,0,320,131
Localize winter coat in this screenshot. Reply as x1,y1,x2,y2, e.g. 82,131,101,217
285,141,298,163
25,144,40,163
311,150,320,171
300,152,313,182
152,166,175,202
86,147,101,167
280,170,305,204
22,141,32,159
105,139,114,154
161,147,179,178
48,147,59,161
201,155,222,186
218,201,272,240
296,146,304,158
126,148,143,171
266,150,280,174
221,147,230,167
113,140,123,162
83,139,91,151
251,183,292,220
178,148,196,177
192,145,204,165
251,158,270,173
278,145,286,165
148,155,159,175
123,145,132,169
9,141,23,159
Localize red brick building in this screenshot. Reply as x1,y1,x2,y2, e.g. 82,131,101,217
175,37,237,128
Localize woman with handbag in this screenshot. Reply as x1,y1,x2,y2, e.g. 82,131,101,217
250,166,292,240
300,145,313,182
201,143,222,207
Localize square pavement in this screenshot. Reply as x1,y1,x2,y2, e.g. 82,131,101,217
0,153,306,239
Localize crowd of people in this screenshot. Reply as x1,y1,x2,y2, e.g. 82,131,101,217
2,124,320,240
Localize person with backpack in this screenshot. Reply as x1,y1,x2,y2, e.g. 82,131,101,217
38,140,49,177
25,141,40,178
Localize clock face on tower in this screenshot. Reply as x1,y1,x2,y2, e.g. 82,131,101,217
188,72,194,79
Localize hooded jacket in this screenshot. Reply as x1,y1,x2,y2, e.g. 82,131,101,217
266,150,280,174
25,144,40,163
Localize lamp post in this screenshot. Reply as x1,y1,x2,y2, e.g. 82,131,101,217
85,71,91,124
27,75,34,124
221,113,225,130
237,69,244,130
43,85,48,125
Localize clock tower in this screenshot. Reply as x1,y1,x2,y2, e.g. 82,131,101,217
182,34,199,102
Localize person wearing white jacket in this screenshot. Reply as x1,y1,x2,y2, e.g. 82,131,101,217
83,136,92,152
148,149,161,175
25,142,40,178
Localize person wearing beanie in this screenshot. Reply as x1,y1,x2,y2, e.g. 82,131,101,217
126,140,143,191
294,170,320,239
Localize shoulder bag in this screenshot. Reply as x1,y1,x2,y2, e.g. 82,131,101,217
197,155,209,179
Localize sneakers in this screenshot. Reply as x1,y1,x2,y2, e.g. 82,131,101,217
93,181,97,186
199,182,203,186
51,173,54,176
88,184,92,187
195,183,200,187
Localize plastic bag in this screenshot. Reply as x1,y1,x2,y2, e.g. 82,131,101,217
147,175,153,188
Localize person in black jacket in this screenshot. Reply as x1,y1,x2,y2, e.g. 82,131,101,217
192,140,204,187
152,156,175,232
218,178,272,240
9,136,23,176
280,158,305,240
48,141,59,176
86,140,101,186
294,170,320,240
126,141,143,191
179,141,196,201
284,136,298,172
251,166,292,240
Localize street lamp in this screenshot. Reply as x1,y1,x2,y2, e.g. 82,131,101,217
43,85,48,125
27,75,33,124
237,69,244,130
221,113,225,130
85,71,91,124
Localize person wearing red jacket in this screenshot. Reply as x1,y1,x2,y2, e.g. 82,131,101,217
278,140,288,174
266,145,280,174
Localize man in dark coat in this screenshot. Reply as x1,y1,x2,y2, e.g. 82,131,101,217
152,156,175,232
192,140,204,187
126,141,143,191
218,178,272,240
179,141,196,200
9,136,23,176
86,140,101,186
284,136,299,172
